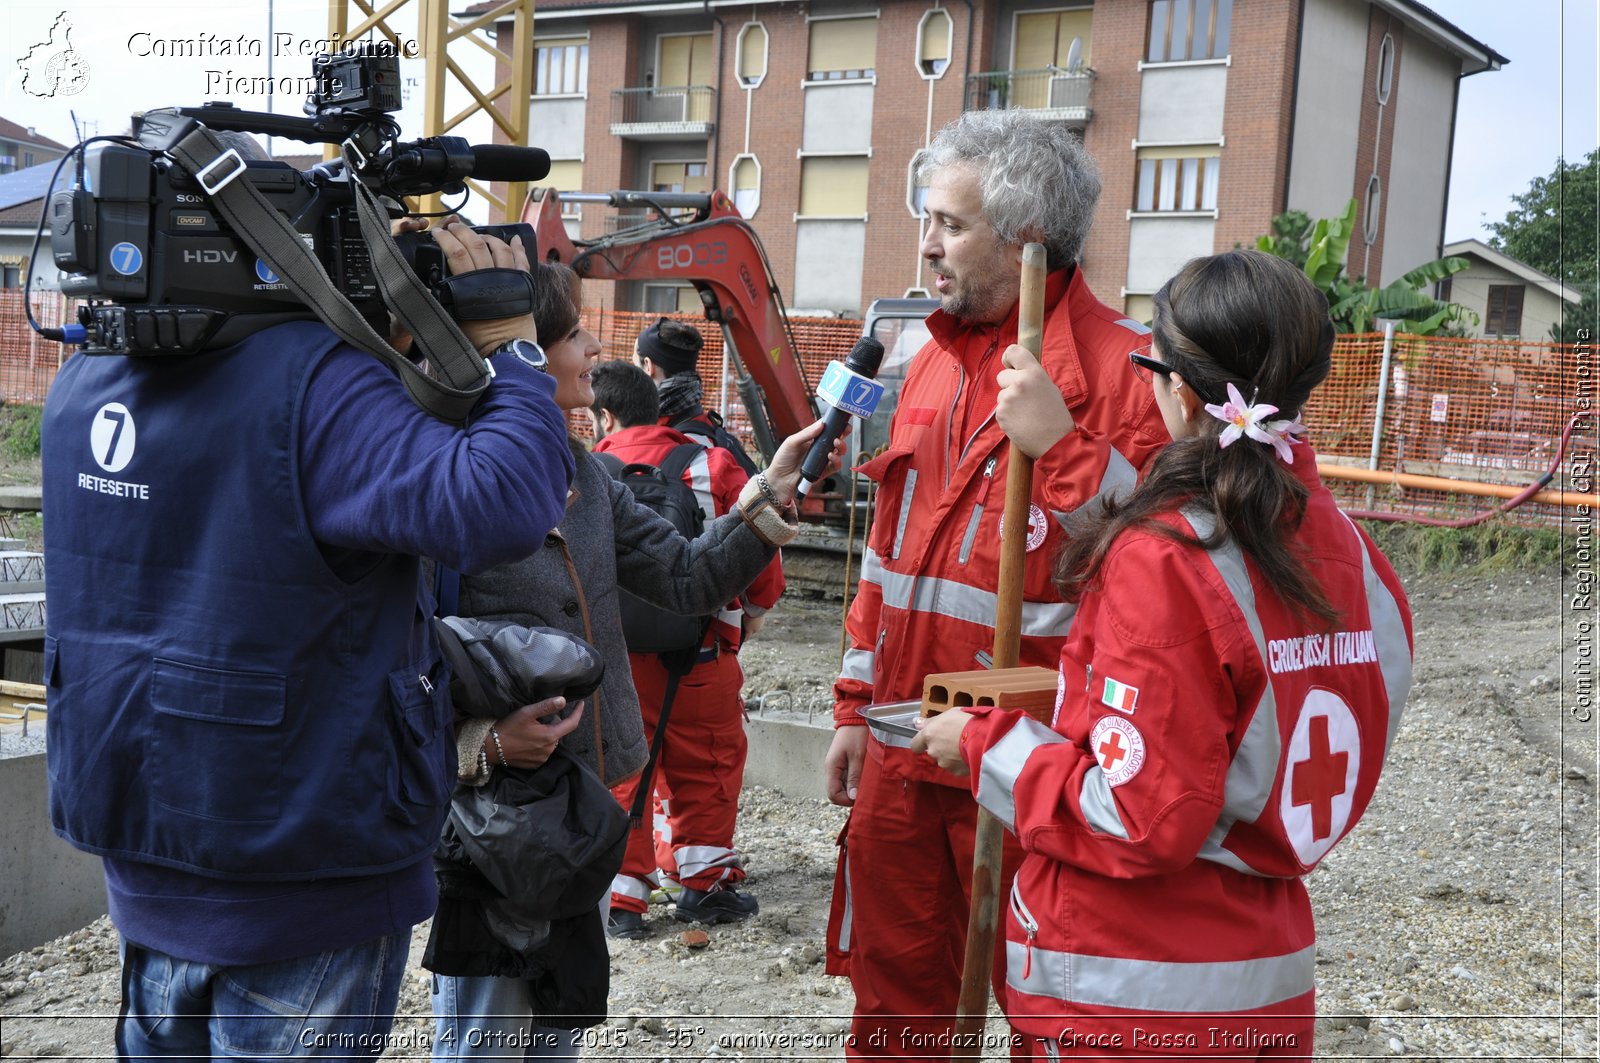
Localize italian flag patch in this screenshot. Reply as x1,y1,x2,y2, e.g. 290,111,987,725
1101,677,1139,714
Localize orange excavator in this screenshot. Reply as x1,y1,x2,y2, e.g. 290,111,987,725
521,187,936,524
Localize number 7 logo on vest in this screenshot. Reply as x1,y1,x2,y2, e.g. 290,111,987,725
91,402,137,473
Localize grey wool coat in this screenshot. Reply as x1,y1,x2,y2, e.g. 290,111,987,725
451,441,777,786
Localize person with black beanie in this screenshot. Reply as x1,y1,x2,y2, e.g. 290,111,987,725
634,317,759,475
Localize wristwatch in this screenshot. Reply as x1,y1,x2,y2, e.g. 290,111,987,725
491,337,547,372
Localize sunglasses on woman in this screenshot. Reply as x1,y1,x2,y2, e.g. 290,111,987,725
1128,351,1175,383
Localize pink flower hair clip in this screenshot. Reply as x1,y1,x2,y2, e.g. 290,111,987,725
1203,382,1305,465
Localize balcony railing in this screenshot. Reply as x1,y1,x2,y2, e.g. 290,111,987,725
610,86,717,138
964,68,1095,121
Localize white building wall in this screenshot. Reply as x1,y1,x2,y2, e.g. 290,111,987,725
793,219,867,313
1381,40,1460,284
802,84,876,152
1136,66,1227,143
1126,216,1216,293
529,98,588,159
1285,0,1368,224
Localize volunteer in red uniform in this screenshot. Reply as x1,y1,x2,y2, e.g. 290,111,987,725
590,360,785,937
915,250,1415,1059
821,110,1168,1058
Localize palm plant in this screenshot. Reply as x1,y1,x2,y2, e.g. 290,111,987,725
1256,199,1478,334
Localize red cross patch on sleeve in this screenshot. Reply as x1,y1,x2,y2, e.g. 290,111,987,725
1089,716,1145,786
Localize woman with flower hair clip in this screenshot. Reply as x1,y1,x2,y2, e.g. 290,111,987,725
914,249,1415,1058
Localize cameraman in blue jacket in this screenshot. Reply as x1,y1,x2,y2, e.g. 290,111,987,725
41,219,573,1060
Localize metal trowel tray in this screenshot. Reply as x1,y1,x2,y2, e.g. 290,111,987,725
858,699,924,741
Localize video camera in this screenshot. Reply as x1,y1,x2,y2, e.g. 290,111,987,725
46,44,552,355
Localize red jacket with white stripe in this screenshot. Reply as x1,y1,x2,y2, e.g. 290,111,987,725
594,425,784,650
958,453,1414,1044
833,267,1168,787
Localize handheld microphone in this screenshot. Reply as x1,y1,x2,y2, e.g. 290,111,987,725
795,336,886,500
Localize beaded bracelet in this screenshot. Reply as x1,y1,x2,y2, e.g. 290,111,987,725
489,727,507,767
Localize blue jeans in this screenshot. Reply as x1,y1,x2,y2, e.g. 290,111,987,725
116,932,409,1061
430,975,582,1062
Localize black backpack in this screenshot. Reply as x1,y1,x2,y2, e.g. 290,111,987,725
595,443,713,654
675,411,760,477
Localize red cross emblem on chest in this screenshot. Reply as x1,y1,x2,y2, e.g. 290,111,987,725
1290,715,1349,842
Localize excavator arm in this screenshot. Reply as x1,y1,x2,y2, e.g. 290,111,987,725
523,188,818,461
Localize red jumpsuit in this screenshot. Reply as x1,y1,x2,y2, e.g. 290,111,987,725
956,452,1414,1058
827,269,1168,1059
596,425,785,911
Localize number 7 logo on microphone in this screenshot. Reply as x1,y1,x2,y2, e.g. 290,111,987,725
817,360,885,420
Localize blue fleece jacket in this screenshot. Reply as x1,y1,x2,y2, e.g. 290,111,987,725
101,343,572,967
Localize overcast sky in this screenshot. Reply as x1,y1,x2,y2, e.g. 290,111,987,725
3,0,1594,243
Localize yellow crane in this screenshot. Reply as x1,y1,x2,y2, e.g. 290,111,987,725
327,0,535,220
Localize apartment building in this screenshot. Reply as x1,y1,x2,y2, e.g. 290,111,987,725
0,119,66,179
480,0,1504,318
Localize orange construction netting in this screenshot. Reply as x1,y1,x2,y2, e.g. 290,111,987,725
4,294,1590,528
0,292,71,406
1304,332,1591,528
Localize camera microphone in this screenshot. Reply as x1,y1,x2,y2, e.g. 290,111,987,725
795,336,886,501
384,141,551,195
466,144,552,182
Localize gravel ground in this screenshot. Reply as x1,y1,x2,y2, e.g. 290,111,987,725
2,561,1596,1061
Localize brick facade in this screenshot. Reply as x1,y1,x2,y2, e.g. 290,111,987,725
858,1,975,302
723,5,807,303
1213,0,1301,258
1350,7,1403,284
484,0,1476,316
1080,0,1147,307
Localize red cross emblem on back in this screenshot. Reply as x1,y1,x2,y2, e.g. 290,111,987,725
1290,715,1349,841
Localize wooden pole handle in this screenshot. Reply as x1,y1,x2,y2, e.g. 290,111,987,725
952,243,1048,1059
990,244,1047,672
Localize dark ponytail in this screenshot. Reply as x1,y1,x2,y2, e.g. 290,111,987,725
1054,250,1341,627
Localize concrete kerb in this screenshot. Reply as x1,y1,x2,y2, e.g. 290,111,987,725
0,718,835,957
0,753,107,960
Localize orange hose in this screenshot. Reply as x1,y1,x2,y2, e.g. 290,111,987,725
1316,462,1596,508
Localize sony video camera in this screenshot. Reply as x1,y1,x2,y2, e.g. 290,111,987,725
47,44,551,355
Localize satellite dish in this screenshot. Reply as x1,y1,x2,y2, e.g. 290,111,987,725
1065,37,1084,73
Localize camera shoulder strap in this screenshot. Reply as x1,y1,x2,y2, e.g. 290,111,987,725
167,125,490,424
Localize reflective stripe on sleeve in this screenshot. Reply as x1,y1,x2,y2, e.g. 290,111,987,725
1006,940,1315,1013
1098,448,1138,504
839,647,875,684
975,715,1067,831
1052,449,1139,534
1182,506,1282,877
1078,766,1130,838
1343,513,1413,752
859,548,884,588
